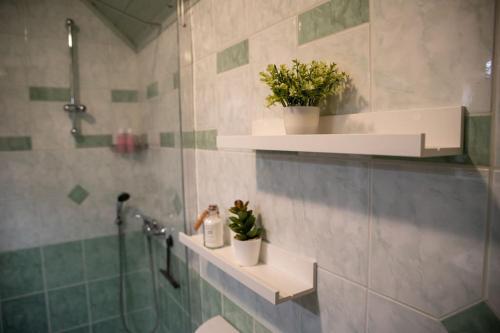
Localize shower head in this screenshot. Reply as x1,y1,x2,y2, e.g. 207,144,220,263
117,192,130,203
116,193,130,225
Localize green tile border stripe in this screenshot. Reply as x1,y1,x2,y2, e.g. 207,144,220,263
111,89,139,103
160,132,176,147
195,130,217,150
29,86,70,102
181,131,196,149
0,136,32,151
217,39,249,73
173,72,180,90
298,0,369,45
75,134,113,148
146,82,159,99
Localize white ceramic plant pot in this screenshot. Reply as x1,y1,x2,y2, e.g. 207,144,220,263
232,237,262,266
283,106,320,134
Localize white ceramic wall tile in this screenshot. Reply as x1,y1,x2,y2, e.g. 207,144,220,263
0,87,31,136
0,33,28,88
247,0,297,35
254,295,302,333
297,156,370,285
367,293,447,333
180,65,195,131
79,41,111,89
194,54,217,130
370,164,489,317
79,88,113,135
488,171,500,315
26,37,70,86
0,198,41,252
30,102,76,150
215,65,252,135
213,0,248,49
0,0,25,35
249,17,297,121
191,0,216,61
371,0,494,114
298,24,370,115
299,268,367,333
255,152,304,251
0,152,34,202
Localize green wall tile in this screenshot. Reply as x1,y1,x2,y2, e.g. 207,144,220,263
48,285,89,332
173,72,180,89
0,136,32,151
222,296,253,333
0,248,43,299
75,134,113,148
29,86,70,102
442,302,500,333
255,321,272,333
121,231,147,273
160,132,176,147
201,279,221,322
111,89,139,103
298,0,369,45
166,294,190,333
217,40,249,73
182,131,196,149
88,277,120,321
127,309,157,333
92,317,124,333
195,130,217,150
125,271,153,311
1,293,48,333
84,235,119,280
68,185,90,205
147,82,159,99
189,270,202,327
43,241,84,289
62,326,90,333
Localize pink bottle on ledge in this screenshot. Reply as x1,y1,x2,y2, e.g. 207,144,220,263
116,129,127,153
126,128,135,153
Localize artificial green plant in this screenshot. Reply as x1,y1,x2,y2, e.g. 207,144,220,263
228,200,263,241
259,59,349,107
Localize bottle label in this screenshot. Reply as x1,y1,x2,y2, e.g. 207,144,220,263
204,219,223,248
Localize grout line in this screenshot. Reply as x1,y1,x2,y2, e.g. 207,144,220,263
482,0,500,303
365,159,374,333
57,322,90,333
81,240,93,333
40,247,53,333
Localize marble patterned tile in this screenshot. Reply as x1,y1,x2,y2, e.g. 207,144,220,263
194,54,217,130
371,0,494,114
213,0,248,49
488,171,500,315
215,65,252,135
247,0,297,35
255,152,303,251
0,87,31,136
0,151,34,202
367,292,447,333
370,164,488,317
298,24,370,115
0,199,41,252
191,0,215,61
249,17,297,121
298,268,366,333
297,156,370,285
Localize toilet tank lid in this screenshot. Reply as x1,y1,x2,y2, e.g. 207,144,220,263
195,315,239,333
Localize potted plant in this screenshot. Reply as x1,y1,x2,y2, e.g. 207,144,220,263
228,200,263,266
260,59,349,134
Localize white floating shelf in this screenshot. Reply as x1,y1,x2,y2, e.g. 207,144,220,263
179,233,316,304
217,106,464,158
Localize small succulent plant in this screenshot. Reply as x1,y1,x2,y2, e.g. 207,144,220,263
228,200,263,241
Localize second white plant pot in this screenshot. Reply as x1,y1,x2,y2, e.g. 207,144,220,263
232,237,262,266
283,106,320,134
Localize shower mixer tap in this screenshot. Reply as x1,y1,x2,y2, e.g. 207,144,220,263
135,213,167,237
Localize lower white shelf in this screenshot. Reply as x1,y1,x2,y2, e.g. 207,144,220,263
179,233,317,304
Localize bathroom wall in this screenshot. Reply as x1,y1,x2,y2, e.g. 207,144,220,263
183,0,500,332
0,0,190,332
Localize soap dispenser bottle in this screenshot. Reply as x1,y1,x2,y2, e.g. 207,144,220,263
203,205,223,249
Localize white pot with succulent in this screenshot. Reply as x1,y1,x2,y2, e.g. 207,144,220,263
228,200,263,267
260,59,349,135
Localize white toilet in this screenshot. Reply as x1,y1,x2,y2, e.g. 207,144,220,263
195,316,239,333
